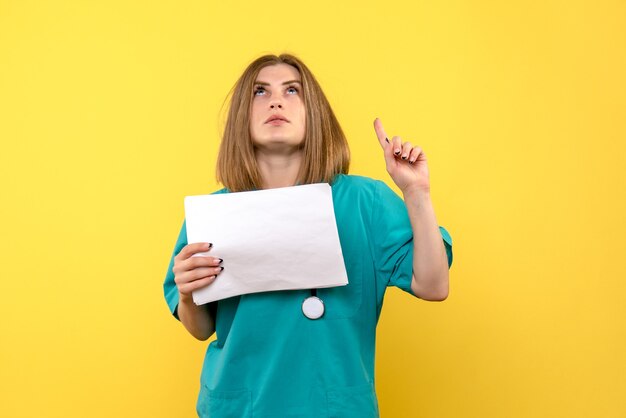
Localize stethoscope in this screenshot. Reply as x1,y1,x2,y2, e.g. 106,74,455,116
302,289,325,320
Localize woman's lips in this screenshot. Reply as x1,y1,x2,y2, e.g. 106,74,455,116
267,119,287,125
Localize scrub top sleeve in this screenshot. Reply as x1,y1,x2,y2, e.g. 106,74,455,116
371,181,415,296
163,219,188,321
163,187,228,321
439,225,454,268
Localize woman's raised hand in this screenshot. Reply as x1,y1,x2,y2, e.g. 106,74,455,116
173,242,224,299
373,118,431,195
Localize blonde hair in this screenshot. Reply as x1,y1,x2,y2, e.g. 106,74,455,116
216,53,350,192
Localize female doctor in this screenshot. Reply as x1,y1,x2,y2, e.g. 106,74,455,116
163,53,453,417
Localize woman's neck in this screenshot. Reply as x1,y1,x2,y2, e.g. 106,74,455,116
255,148,303,189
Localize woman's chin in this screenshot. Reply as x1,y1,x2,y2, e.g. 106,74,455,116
254,138,304,151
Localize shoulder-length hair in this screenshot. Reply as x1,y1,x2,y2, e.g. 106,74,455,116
216,53,350,192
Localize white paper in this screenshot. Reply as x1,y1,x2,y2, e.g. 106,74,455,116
184,183,348,305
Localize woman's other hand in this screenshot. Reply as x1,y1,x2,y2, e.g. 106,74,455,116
173,242,224,300
373,118,431,195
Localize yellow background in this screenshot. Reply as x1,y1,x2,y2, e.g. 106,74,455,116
1,1,625,417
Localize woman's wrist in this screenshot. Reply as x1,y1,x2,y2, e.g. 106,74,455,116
179,291,194,305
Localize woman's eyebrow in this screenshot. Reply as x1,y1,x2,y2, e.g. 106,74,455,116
253,80,302,86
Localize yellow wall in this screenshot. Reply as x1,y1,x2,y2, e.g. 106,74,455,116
1,1,625,417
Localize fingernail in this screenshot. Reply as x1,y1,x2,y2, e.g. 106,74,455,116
218,258,223,264
402,155,407,160
220,267,225,271
385,137,389,143
208,243,213,249
394,150,400,155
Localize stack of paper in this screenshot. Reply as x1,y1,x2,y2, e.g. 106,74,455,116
184,183,348,305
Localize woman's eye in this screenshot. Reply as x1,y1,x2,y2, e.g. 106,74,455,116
254,86,298,96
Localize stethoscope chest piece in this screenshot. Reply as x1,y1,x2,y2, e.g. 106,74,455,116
302,294,325,320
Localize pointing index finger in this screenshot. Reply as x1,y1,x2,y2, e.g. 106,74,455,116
373,118,390,150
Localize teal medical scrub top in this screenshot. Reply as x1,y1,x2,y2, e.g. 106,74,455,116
163,174,453,418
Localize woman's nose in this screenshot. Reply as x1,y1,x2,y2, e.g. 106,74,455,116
270,103,283,109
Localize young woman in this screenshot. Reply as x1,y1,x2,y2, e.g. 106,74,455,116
163,53,453,417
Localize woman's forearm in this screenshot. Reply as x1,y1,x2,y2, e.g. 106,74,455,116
178,293,215,340
403,189,449,301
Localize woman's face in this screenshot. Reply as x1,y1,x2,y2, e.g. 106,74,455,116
249,64,306,151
